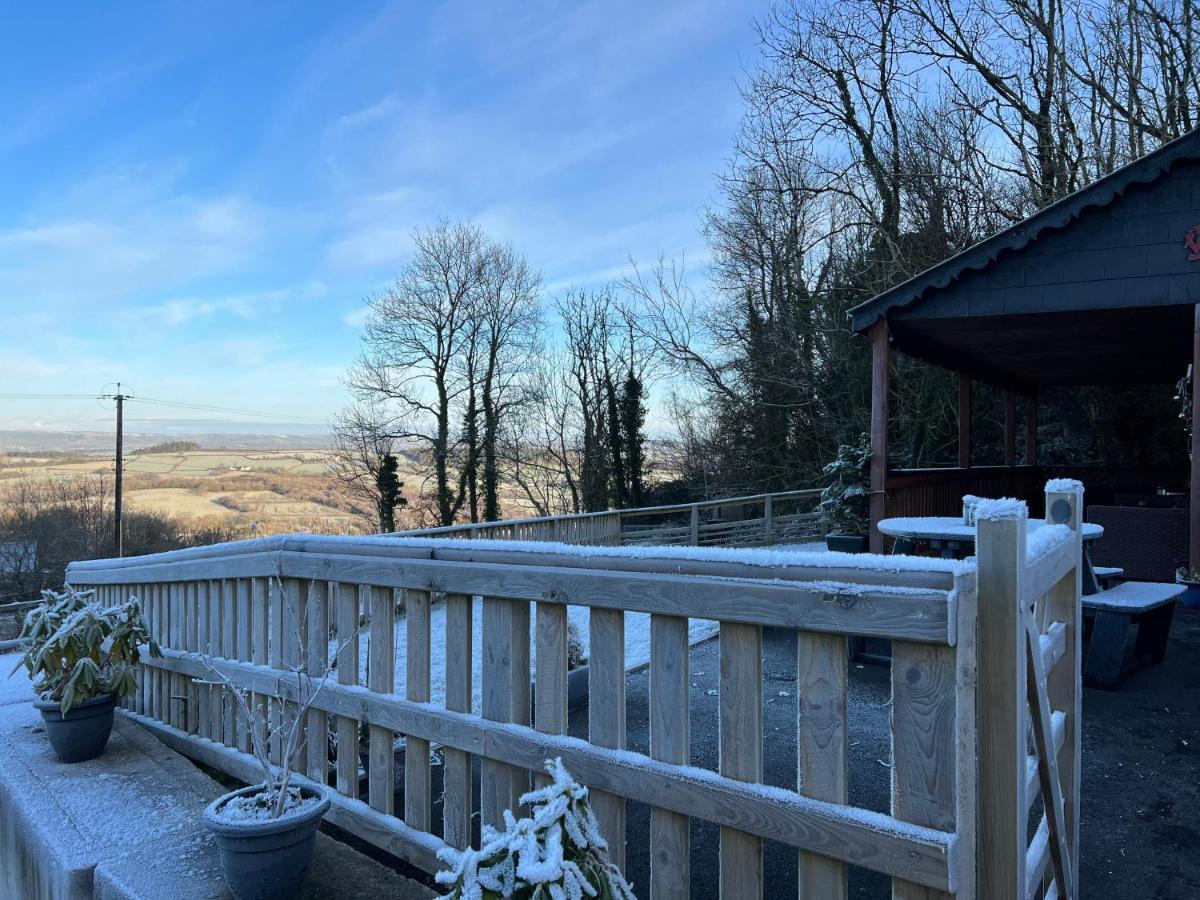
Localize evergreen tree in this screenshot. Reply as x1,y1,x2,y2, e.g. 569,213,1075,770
620,369,647,506
375,454,405,533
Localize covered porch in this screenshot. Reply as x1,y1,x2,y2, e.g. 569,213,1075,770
851,127,1200,567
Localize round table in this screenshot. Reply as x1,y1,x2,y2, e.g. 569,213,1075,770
879,516,1102,548
878,515,1105,592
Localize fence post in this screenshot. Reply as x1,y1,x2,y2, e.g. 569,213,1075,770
975,499,1028,900
763,495,774,546
1044,480,1084,889
689,504,700,546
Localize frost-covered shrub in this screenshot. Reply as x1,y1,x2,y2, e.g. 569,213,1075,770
566,621,587,670
816,434,872,535
196,576,350,820
13,587,160,714
436,758,636,900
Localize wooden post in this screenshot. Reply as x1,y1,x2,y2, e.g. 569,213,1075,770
869,320,890,553
1004,391,1017,467
719,622,763,898
976,503,1028,900
650,614,690,897
763,494,774,546
1026,393,1039,466
590,608,626,870
958,374,972,469
305,580,330,778
443,593,473,848
335,584,360,800
405,589,432,831
796,632,847,898
1191,304,1200,571
368,586,395,815
1045,482,1083,889
689,504,700,546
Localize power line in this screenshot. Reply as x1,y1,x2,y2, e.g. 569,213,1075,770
131,396,326,425
0,393,101,399
0,392,326,426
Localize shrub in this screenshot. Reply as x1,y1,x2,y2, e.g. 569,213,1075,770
816,433,872,535
436,758,635,899
14,587,160,713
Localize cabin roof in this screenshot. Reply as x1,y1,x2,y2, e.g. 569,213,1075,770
849,127,1200,389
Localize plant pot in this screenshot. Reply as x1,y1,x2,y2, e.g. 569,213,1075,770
826,533,868,554
1178,583,1200,610
32,692,116,763
203,783,330,900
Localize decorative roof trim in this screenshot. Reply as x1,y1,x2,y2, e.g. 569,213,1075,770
849,126,1200,332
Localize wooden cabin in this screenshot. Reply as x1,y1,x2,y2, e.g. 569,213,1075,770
851,127,1200,567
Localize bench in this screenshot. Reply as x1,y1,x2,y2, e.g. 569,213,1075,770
1092,565,1123,588
1082,581,1185,689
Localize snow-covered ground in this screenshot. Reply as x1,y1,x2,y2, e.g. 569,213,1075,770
334,597,720,715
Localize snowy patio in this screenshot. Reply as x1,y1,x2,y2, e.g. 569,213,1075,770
0,650,432,900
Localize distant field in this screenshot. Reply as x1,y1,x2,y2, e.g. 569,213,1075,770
0,448,388,535
0,443,556,536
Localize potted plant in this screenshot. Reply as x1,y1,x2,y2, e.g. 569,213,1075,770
12,586,159,763
436,757,636,899
1175,567,1200,609
195,598,342,900
817,434,872,553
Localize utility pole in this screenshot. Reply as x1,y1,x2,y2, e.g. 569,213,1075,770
106,384,131,558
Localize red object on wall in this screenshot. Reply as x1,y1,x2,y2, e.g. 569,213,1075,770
1186,224,1200,261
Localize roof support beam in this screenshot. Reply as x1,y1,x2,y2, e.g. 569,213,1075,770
869,320,890,553
958,374,972,469
1026,393,1039,467
1191,306,1200,571
1005,391,1017,467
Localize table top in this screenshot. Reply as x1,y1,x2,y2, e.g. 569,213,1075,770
878,516,1104,542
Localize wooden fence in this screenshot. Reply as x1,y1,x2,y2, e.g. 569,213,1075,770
64,484,1083,899
396,488,823,548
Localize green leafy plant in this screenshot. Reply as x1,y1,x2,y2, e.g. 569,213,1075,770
437,758,635,899
13,587,160,714
816,433,872,535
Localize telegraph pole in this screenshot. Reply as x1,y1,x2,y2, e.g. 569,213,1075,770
111,384,130,557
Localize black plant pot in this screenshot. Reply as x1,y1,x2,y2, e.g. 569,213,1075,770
203,783,330,900
826,533,868,554
33,692,116,763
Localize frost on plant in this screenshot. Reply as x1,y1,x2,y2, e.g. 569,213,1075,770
12,586,160,714
566,620,587,669
194,576,352,820
816,433,872,535
436,758,636,900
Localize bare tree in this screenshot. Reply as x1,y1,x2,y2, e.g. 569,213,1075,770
328,403,408,532
348,221,489,527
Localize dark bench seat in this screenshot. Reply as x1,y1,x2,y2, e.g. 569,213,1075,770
1082,581,1184,689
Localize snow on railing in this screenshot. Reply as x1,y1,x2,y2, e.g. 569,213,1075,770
64,480,1083,899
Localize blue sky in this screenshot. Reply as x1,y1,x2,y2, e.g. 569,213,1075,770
0,1,764,435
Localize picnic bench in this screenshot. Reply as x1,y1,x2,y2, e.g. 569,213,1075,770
1082,581,1185,689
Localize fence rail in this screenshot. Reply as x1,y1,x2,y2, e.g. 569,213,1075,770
394,488,823,548
64,484,1083,899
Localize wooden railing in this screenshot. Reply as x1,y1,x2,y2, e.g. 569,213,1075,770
885,464,1182,521
395,488,823,548
64,481,1083,899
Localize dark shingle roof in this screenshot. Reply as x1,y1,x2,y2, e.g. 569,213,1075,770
849,126,1200,332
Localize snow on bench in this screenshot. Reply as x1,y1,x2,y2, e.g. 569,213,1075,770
1083,580,1184,612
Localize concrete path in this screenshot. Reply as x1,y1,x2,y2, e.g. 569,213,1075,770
0,653,432,900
